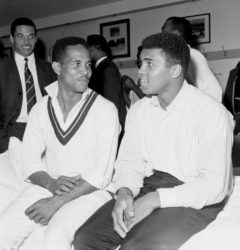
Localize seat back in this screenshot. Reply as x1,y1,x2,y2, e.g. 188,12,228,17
121,75,144,108
223,62,240,133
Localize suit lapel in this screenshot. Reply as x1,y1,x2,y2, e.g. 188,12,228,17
10,59,22,90
35,58,47,95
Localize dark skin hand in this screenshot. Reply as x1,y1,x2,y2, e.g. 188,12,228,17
25,172,97,225
112,187,160,238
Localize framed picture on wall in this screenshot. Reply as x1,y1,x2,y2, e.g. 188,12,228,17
184,13,210,44
100,18,130,58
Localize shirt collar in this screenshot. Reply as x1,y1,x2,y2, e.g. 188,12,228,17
95,56,107,68
150,80,190,113
15,52,35,65
45,81,91,101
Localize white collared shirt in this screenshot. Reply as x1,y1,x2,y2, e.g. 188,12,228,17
15,52,42,123
188,47,222,102
114,81,234,209
22,81,120,189
95,56,107,68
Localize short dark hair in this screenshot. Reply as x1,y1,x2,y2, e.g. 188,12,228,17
52,36,88,63
142,32,190,76
87,34,112,58
163,16,192,44
11,17,37,36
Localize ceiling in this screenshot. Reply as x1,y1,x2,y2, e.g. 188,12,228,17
0,0,121,28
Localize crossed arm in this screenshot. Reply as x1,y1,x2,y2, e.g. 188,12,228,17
25,171,97,225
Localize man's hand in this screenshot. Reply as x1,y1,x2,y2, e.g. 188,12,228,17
47,175,81,195
127,191,160,230
112,187,134,238
25,197,62,225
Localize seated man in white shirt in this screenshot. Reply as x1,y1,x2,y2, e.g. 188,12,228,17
73,32,233,250
162,16,223,102
0,37,120,250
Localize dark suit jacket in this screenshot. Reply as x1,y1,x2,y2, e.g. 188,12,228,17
223,64,240,114
223,63,240,134
0,56,56,153
88,58,126,129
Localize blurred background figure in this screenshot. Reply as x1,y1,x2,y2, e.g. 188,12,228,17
162,16,222,102
0,41,9,59
87,34,126,131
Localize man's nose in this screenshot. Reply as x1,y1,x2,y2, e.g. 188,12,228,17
80,65,90,75
138,65,145,75
23,36,31,43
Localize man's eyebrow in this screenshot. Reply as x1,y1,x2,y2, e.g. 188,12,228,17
142,57,153,62
15,32,35,35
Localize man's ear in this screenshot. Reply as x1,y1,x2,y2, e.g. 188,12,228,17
52,62,61,75
172,30,181,37
170,64,182,79
10,35,14,44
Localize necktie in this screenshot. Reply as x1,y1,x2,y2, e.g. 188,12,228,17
24,58,36,113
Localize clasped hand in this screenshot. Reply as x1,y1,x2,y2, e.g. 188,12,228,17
48,175,82,195
112,188,160,238
25,197,61,225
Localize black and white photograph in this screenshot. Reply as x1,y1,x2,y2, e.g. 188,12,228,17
100,18,130,58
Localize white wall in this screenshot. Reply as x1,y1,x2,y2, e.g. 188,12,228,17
1,0,240,92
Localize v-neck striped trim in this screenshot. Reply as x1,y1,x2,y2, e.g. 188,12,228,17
48,90,98,145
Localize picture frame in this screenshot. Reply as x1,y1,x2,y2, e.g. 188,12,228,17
100,19,130,58
184,13,210,44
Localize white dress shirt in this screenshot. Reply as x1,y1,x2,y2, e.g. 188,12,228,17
15,52,42,123
22,81,120,189
95,56,107,68
114,81,234,209
188,47,222,102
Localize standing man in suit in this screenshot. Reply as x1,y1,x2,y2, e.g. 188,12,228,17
0,17,56,153
87,34,126,131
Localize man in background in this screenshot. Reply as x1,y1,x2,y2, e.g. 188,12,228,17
87,34,126,131
0,17,56,153
162,16,222,102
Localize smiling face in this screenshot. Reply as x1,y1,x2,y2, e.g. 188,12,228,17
138,48,172,97
56,44,92,95
10,25,37,57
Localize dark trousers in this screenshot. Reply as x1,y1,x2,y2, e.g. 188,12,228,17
73,171,224,250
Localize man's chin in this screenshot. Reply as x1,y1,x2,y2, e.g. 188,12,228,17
78,86,88,94
141,87,150,95
17,51,34,57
